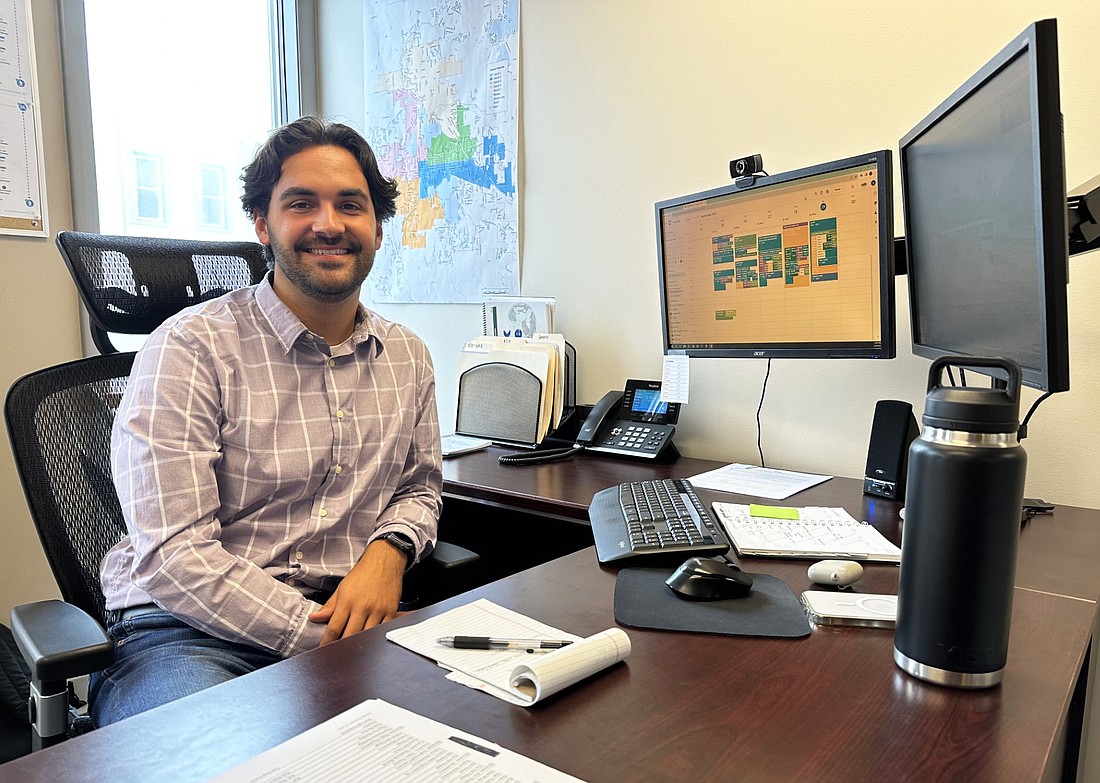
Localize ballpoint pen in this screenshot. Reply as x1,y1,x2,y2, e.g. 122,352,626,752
437,636,573,651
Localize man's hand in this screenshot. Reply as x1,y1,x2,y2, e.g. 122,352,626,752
308,538,406,646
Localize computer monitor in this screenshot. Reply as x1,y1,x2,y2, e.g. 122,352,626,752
655,150,895,360
900,18,1069,393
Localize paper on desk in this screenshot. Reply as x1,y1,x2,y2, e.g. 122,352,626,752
441,433,493,457
387,599,631,706
508,628,630,703
206,699,585,783
687,462,831,500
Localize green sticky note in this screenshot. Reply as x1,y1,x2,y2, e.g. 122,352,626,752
749,504,800,520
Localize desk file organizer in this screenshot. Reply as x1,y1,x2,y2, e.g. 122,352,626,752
456,341,576,448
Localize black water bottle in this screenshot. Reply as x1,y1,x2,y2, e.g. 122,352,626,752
893,357,1027,688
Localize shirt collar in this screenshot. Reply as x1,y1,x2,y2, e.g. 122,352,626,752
255,273,383,357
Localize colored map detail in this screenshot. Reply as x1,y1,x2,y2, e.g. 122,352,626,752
419,106,515,198
715,309,737,321
394,178,445,249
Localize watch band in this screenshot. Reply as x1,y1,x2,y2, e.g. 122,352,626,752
381,532,416,569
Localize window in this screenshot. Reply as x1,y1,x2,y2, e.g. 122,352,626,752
132,153,165,222
199,164,227,229
79,0,282,239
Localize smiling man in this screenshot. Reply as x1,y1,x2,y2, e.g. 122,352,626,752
89,117,442,726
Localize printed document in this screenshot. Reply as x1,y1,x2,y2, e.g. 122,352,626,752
687,462,831,500
207,699,585,782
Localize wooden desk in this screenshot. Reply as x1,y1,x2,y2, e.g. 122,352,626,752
441,445,723,520
436,448,731,586
3,454,1098,782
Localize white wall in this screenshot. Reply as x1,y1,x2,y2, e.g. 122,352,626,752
321,0,1100,510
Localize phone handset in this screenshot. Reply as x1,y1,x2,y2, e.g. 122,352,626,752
498,391,623,466
575,391,625,446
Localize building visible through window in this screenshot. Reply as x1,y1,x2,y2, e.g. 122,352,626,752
199,164,227,229
133,153,165,222
83,0,277,239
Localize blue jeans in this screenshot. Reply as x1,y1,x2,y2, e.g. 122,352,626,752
89,609,281,727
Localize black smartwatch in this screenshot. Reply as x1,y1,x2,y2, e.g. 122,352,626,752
381,532,416,569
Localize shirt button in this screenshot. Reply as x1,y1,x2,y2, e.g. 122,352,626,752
328,359,336,368
334,465,343,474
337,409,345,419
295,551,304,560
287,578,297,587
319,508,327,518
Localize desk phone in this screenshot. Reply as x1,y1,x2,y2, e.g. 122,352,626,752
577,379,680,461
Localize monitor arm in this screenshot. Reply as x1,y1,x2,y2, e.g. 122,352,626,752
1068,175,1100,256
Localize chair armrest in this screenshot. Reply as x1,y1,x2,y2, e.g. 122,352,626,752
426,540,480,571
399,540,481,610
10,600,114,683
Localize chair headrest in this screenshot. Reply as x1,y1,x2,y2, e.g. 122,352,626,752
56,231,270,349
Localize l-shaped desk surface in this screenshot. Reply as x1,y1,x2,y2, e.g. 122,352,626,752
4,447,1100,782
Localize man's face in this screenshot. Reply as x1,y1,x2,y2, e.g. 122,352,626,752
253,144,383,305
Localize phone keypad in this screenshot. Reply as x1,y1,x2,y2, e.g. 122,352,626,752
600,425,668,454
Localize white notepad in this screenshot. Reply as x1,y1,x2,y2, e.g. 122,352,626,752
712,502,902,562
387,599,631,706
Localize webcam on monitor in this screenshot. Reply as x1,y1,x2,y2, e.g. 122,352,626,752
729,154,765,188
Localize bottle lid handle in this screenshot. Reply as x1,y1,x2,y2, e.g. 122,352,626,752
927,356,1022,402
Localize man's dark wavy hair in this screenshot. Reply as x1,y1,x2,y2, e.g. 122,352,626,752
240,116,398,222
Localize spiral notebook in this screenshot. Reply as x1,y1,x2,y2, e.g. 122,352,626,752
482,296,556,337
711,502,901,562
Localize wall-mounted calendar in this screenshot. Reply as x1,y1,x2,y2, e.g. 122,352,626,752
0,0,47,237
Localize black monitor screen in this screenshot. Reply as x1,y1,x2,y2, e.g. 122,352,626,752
656,150,895,360
901,19,1069,392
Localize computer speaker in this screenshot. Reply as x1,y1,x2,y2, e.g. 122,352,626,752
863,400,920,501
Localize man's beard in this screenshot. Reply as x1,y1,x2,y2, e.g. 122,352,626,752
269,233,374,304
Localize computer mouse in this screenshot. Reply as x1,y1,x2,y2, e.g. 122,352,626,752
665,557,754,601
807,559,864,588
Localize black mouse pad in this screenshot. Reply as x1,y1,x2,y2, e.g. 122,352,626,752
614,567,811,638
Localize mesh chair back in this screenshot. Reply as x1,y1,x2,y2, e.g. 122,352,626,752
5,353,136,622
55,231,269,354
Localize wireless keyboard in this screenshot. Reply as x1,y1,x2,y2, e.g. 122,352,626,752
588,478,731,566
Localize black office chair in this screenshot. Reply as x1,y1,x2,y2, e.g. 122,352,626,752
5,232,478,750
6,354,131,749
55,231,271,355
